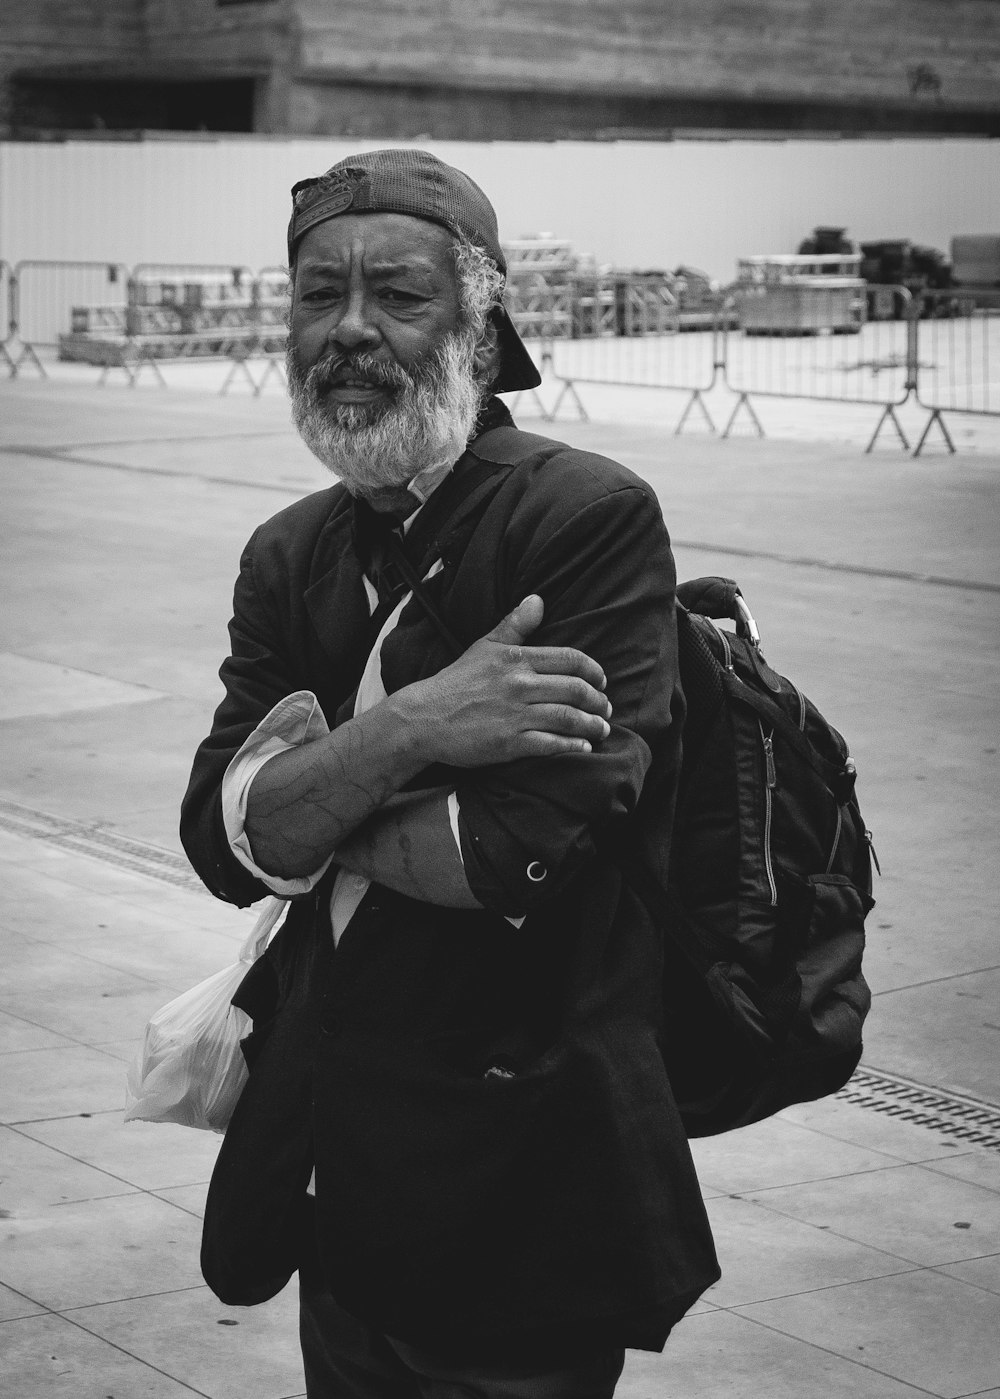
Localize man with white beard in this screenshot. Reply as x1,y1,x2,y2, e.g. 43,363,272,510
181,149,718,1399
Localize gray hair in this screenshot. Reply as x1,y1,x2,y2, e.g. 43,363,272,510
451,231,504,386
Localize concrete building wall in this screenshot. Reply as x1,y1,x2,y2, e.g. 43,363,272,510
0,0,287,134
0,0,144,126
2,135,997,284
285,0,1000,137
2,1,998,138
141,0,290,75
294,0,1000,109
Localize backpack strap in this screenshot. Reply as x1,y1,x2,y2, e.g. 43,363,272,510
402,455,508,576
382,530,464,658
399,416,551,575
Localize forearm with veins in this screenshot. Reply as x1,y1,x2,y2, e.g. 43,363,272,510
244,697,427,881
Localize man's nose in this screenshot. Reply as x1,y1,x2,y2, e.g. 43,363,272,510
329,288,379,352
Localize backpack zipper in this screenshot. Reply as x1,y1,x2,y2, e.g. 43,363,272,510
759,722,778,906
792,681,806,731
825,804,843,874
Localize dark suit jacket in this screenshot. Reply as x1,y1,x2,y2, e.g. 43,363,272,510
180,406,719,1363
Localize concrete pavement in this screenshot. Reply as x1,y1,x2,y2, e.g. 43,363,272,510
1,362,998,1397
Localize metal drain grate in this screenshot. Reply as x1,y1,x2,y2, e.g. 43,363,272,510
837,1067,1000,1152
0,798,202,891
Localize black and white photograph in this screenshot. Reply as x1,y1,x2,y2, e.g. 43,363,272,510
1,4,998,1396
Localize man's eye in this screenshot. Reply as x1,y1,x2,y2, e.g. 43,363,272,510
300,286,342,304
380,288,423,306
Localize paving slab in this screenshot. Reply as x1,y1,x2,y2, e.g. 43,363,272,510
702,1192,916,1308
618,1307,932,1399
2,1310,209,1397
735,1270,1000,1398
744,1160,1000,1267
690,1113,905,1194
1,1190,204,1310
65,1284,305,1399
17,1112,221,1195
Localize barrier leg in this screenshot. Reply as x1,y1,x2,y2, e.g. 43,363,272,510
508,386,558,420
7,342,48,380
722,393,764,439
219,356,259,396
253,356,286,397
1,342,15,378
129,353,167,388
546,378,588,424
865,403,910,454
675,388,716,436
98,357,138,388
913,408,956,457
98,343,166,388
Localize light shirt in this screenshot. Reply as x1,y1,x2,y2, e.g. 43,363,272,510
221,558,453,945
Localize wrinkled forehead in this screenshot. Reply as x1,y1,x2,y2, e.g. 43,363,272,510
291,210,460,280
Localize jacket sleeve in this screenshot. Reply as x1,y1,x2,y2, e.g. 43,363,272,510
180,529,303,906
455,478,680,917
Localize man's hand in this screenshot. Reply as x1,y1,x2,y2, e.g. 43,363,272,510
244,595,610,881
391,595,613,767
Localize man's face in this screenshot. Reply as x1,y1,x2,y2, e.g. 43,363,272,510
289,211,463,405
286,211,486,506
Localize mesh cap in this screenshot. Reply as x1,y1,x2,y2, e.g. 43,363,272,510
287,148,541,394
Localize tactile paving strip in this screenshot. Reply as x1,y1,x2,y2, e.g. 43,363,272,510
2,797,999,1150
0,797,202,891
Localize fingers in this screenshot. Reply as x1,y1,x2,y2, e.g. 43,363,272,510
519,703,611,748
505,728,604,758
520,673,612,722
486,594,545,647
517,645,608,695
482,597,608,696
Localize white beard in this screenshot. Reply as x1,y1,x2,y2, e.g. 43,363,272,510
287,329,485,500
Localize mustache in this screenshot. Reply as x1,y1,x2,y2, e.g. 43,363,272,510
308,351,413,395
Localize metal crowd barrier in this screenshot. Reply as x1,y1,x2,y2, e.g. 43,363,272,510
12,259,131,378
111,263,258,386
217,265,289,397
547,325,722,431
4,259,999,455
721,285,917,452
911,288,1000,455
0,260,12,373
0,259,290,391
542,281,725,433
7,260,130,379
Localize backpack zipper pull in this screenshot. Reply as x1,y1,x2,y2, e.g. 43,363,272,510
762,731,777,787
865,829,882,876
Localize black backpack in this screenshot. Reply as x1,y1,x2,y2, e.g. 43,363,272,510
385,449,877,1139
638,576,877,1136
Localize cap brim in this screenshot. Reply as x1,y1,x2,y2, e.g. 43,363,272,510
492,305,542,394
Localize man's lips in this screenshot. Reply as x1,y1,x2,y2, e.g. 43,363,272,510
322,376,388,401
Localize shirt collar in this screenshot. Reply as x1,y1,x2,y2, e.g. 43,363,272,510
404,457,455,512
400,395,513,523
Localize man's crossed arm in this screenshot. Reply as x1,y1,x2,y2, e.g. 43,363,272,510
243,595,612,907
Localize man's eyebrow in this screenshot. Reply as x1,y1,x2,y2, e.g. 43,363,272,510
367,258,440,276
296,257,440,278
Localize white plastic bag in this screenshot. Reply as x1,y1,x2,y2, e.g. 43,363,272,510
124,896,287,1133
